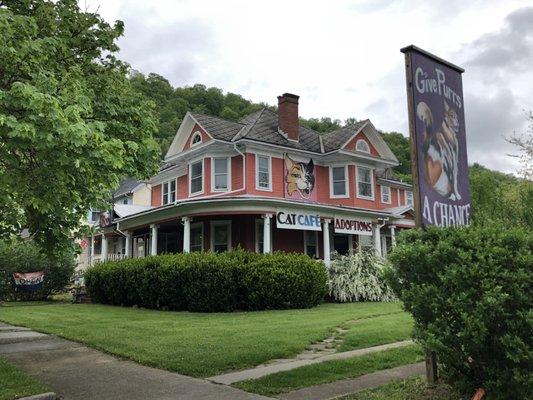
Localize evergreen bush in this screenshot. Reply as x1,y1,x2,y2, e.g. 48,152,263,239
85,250,327,312
388,226,532,399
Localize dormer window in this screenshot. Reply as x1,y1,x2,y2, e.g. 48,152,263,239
356,139,370,153
191,132,202,147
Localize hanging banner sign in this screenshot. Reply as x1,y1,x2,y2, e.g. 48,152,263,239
13,272,45,292
276,209,321,231
334,217,373,236
401,45,471,228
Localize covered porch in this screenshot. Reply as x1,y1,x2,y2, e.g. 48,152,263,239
94,197,402,266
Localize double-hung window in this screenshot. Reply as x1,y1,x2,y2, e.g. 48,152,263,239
190,160,203,195
357,166,374,199
381,186,391,204
405,191,414,206
256,155,271,190
330,166,348,197
211,221,231,253
304,231,318,258
190,223,203,252
212,157,229,191
162,179,176,205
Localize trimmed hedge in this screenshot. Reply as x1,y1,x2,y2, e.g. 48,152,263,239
387,226,533,399
85,250,327,312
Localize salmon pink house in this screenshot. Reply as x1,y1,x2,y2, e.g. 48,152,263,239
97,93,414,266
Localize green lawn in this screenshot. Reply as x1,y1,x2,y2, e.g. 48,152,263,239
233,345,424,396
339,312,414,351
341,376,461,400
0,302,407,377
0,358,49,400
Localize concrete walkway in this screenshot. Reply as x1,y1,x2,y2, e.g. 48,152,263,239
0,322,271,400
279,362,426,400
207,340,414,384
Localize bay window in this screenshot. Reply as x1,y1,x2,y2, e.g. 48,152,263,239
189,160,203,195
162,179,176,205
330,165,348,197
256,155,271,190
405,190,414,206
381,185,391,204
357,166,374,199
212,157,230,191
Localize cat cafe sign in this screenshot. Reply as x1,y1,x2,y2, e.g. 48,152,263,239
401,45,471,228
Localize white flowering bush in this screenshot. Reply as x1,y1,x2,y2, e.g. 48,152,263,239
327,250,396,302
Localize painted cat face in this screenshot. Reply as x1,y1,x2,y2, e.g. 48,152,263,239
285,155,315,198
444,100,459,134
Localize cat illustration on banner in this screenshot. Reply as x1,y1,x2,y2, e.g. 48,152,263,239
285,154,315,200
417,100,461,201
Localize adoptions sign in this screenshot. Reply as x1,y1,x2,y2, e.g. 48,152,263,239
13,272,44,292
334,217,373,236
276,209,321,231
401,45,471,228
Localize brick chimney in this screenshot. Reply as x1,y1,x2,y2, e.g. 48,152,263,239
278,93,300,141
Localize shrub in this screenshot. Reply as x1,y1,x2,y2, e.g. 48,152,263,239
388,226,532,399
327,250,396,302
0,240,75,301
85,249,327,312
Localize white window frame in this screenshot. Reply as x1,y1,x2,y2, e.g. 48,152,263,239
255,219,273,253
190,131,202,147
381,185,391,204
304,230,319,258
161,179,177,205
210,220,232,252
189,159,204,196
329,165,349,198
190,222,204,252
356,139,370,153
255,154,272,191
211,157,231,192
356,166,375,200
405,190,414,206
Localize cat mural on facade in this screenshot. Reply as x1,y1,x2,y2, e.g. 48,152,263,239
417,100,461,201
285,154,315,200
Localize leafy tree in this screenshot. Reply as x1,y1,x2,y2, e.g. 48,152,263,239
380,131,412,181
506,111,533,179
0,0,160,255
300,117,342,133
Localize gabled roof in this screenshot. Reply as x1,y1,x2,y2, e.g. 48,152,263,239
234,109,322,153
114,179,143,198
167,107,398,161
321,120,368,152
189,112,244,141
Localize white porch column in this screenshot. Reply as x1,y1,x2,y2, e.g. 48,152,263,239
101,234,108,262
322,219,331,267
373,223,382,257
390,225,396,248
150,224,158,256
182,217,191,253
90,235,95,266
124,230,132,258
262,214,272,253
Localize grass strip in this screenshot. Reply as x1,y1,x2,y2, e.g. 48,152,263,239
0,358,49,400
341,376,461,400
0,302,404,377
233,344,424,396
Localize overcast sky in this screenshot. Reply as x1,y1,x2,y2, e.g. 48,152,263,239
84,0,533,174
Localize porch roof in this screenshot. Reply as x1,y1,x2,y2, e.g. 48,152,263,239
111,196,402,231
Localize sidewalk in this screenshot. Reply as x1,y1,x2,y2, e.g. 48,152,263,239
0,322,271,400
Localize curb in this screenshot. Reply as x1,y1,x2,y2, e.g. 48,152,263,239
18,393,57,400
